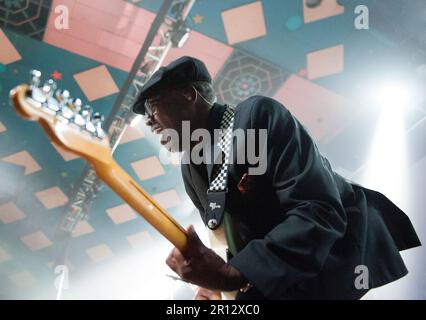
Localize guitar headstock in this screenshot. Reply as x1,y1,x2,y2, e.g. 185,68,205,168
10,70,112,161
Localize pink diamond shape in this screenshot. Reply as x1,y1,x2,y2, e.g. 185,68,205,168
35,186,69,209
0,202,26,224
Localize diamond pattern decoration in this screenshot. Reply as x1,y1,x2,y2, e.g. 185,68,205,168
126,231,155,249
0,120,6,133
34,186,68,209
8,271,36,288
152,189,181,209
47,258,74,271
86,244,113,263
73,65,119,101
1,0,422,300
307,44,344,80
71,220,94,237
20,231,52,251
221,1,266,45
0,245,12,263
274,74,353,143
131,156,165,181
0,201,26,224
303,0,344,24
162,30,233,80
44,0,155,71
118,126,144,145
2,150,41,175
0,28,21,64
106,203,137,224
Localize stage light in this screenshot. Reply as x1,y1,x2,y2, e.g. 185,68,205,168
416,64,426,81
363,82,410,208
372,82,413,110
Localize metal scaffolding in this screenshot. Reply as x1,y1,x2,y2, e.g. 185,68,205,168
52,0,196,273
59,0,195,233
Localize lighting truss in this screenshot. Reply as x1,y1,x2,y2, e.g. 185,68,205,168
58,0,196,234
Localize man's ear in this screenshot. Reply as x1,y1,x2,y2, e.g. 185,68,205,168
181,85,197,102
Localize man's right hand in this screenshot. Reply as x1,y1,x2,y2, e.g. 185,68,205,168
194,287,222,300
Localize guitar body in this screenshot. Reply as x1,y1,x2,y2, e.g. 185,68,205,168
207,226,238,300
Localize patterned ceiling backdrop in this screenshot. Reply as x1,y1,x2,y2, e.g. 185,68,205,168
0,0,52,40
213,50,291,106
0,0,425,299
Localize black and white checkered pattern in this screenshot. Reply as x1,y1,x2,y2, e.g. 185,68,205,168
208,106,235,192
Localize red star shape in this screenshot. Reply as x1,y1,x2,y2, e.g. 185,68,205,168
51,71,62,80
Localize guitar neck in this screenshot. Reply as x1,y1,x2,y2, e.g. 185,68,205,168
9,83,187,251
91,157,187,251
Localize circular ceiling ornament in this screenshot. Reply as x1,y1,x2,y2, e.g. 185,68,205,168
231,74,261,99
213,50,291,106
0,0,51,40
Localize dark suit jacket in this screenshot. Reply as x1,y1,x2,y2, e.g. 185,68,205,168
181,96,421,299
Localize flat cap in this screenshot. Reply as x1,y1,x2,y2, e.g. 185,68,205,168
132,56,212,114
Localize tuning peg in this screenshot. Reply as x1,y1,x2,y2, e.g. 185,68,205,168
85,121,96,134
91,112,106,137
60,107,74,120
30,70,42,87
92,112,104,123
59,102,75,120
56,89,70,103
68,98,82,112
74,102,92,126
42,79,57,95
85,112,102,135
73,113,85,126
30,87,46,104
41,81,56,99
47,97,60,112
81,105,93,120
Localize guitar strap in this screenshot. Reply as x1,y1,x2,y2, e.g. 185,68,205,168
205,105,234,231
205,105,243,300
